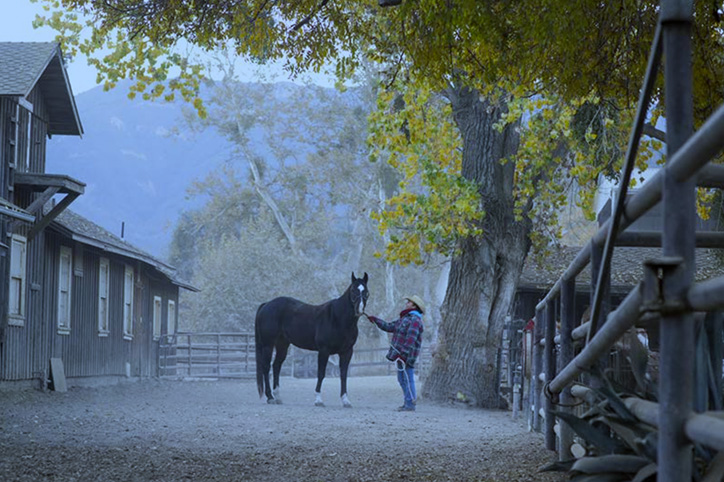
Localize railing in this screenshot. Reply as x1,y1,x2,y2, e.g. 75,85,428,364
158,332,432,380
528,2,724,480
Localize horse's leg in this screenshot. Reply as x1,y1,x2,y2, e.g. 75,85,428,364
260,344,278,404
339,348,353,408
314,350,330,407
272,339,289,403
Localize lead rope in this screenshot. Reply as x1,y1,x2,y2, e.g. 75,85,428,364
390,346,414,406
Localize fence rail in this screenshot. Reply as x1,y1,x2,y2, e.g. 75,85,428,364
528,2,724,480
158,332,432,380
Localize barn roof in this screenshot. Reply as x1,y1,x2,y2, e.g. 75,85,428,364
519,244,724,292
51,209,198,292
0,42,83,136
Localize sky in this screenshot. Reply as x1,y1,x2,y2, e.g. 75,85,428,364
0,0,336,94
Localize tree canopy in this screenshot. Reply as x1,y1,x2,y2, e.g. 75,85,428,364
35,1,723,112
35,0,724,261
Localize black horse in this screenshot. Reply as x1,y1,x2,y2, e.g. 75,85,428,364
255,272,369,407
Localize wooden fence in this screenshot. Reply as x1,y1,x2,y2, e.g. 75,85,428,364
158,332,432,380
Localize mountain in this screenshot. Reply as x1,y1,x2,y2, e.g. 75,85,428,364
45,80,341,260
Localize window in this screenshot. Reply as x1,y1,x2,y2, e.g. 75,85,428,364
98,257,109,336
167,300,176,336
24,111,32,171
123,265,134,339
153,296,162,340
8,235,27,325
58,246,72,334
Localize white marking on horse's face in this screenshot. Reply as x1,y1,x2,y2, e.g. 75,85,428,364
357,284,367,313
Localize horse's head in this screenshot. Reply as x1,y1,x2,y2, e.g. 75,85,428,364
350,272,369,317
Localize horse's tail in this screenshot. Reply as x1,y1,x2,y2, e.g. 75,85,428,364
255,302,267,399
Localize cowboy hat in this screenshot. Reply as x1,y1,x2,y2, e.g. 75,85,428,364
403,295,425,314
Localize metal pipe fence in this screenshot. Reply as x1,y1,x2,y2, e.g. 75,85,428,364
528,1,724,478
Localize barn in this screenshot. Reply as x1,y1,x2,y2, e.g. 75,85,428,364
0,42,196,389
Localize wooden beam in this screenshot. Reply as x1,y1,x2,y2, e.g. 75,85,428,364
25,186,60,214
27,192,79,241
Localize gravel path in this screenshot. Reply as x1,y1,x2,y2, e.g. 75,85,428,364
0,376,564,481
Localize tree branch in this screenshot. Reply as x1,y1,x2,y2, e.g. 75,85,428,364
642,123,666,142
290,0,329,32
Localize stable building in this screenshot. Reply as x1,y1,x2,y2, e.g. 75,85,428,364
0,42,195,389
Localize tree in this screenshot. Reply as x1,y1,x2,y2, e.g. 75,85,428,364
168,72,443,343
36,0,724,407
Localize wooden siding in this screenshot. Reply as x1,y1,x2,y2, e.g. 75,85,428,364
1,228,181,382
1,78,180,384
145,272,179,378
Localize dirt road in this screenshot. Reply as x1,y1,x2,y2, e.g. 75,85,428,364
0,376,563,481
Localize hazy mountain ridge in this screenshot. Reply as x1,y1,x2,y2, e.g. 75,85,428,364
46,80,352,261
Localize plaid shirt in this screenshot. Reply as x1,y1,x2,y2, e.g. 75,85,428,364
369,309,424,367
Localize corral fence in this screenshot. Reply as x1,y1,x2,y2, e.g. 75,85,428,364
528,2,724,480
158,332,432,380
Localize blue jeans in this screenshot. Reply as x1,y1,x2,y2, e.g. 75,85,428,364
397,366,416,406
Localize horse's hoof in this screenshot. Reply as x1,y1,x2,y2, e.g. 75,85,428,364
314,401,325,407
343,403,353,409
267,398,281,405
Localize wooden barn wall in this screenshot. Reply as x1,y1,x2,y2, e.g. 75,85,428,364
0,97,13,355
25,86,49,174
1,97,14,199
0,90,52,381
44,232,129,378
144,271,179,378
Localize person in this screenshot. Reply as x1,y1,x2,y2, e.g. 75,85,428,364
365,295,425,412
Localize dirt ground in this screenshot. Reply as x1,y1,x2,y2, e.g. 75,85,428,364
0,376,565,481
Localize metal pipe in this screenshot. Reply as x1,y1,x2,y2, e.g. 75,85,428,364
615,230,724,248
687,275,724,312
587,21,663,343
531,308,544,432
558,278,575,460
549,284,642,395
572,322,590,341
659,1,695,478
544,300,557,451
570,384,596,404
625,398,724,452
697,163,724,189
535,99,724,313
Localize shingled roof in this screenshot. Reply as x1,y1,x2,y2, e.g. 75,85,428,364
51,209,197,292
0,42,82,136
520,244,724,292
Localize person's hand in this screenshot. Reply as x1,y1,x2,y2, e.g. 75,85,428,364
395,357,406,370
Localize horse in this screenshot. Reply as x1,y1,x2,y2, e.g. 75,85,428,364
255,272,369,407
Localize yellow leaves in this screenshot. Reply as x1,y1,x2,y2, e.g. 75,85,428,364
369,81,481,265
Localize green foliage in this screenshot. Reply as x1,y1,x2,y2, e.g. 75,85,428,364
34,0,724,262
368,81,483,265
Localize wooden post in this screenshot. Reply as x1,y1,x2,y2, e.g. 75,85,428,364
216,333,221,376
187,334,193,377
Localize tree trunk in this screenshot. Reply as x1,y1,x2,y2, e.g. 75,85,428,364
422,86,531,408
